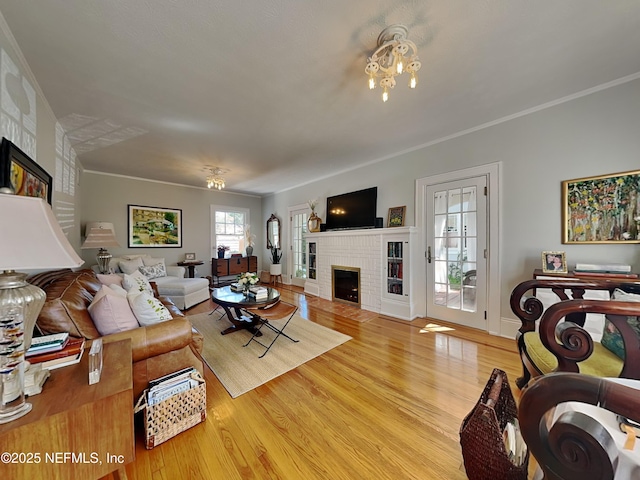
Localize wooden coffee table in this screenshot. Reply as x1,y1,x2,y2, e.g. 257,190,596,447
0,339,134,480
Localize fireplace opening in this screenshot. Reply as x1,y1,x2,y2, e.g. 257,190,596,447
332,265,360,307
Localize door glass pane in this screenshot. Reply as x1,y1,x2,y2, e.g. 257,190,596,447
448,189,462,212
432,185,479,313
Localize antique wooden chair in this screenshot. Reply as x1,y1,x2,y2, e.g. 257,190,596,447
519,373,640,479
510,278,640,389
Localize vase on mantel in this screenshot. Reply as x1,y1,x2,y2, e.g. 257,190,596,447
308,211,321,233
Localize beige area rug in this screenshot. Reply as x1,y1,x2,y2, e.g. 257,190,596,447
188,311,351,398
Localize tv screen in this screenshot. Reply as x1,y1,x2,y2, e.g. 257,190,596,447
325,187,377,230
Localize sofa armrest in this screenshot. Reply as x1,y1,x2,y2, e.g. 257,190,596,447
102,318,193,363
166,266,186,278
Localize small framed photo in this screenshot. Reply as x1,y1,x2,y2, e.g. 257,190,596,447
184,253,196,261
388,206,406,227
542,251,567,273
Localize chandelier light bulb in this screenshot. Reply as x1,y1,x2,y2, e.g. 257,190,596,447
382,86,389,103
396,59,403,74
368,75,376,90
409,73,417,89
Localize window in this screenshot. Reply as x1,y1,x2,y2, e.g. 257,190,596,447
211,206,249,256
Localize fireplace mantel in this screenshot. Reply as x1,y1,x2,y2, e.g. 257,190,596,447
304,227,417,320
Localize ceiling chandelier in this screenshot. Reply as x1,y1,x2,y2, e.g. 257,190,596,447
206,167,226,190
365,25,421,103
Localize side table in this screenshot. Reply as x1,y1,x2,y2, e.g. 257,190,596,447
177,261,204,278
0,339,134,480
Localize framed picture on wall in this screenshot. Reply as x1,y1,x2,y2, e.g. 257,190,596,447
387,206,406,227
562,169,640,244
128,204,182,247
541,251,567,273
0,137,52,204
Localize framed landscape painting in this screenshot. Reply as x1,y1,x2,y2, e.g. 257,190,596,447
562,170,640,244
128,205,182,247
0,137,52,204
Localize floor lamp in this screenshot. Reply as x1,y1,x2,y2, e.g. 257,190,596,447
0,194,84,423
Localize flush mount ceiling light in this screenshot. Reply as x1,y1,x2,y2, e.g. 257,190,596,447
206,167,226,190
365,25,421,103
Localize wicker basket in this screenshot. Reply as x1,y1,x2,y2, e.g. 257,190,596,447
459,368,529,480
134,372,206,449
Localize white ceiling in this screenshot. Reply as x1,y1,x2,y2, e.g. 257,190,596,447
1,1,639,196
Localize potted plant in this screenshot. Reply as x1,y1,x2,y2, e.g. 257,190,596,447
217,245,229,259
269,246,282,275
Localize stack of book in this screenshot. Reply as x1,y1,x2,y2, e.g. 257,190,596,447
147,367,199,405
248,286,268,299
574,262,637,279
27,335,86,371
230,282,242,292
26,332,69,356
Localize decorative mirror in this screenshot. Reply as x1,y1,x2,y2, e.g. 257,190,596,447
266,214,280,249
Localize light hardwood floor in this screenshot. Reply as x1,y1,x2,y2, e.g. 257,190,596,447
119,286,532,480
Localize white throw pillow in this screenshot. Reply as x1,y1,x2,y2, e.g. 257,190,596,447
88,286,139,335
127,290,172,326
119,257,145,275
96,273,123,287
143,257,165,267
138,263,167,280
122,271,154,295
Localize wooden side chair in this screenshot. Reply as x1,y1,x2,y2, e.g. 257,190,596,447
242,300,299,358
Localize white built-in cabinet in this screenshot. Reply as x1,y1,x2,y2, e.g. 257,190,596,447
380,230,415,319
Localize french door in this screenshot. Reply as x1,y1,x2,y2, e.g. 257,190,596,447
426,176,487,329
289,206,308,287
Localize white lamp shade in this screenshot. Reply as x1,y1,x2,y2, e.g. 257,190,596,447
81,222,120,249
0,194,84,270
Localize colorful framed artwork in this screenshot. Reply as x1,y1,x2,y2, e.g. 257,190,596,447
128,204,182,247
563,170,640,244
0,137,52,204
542,251,567,274
387,206,406,227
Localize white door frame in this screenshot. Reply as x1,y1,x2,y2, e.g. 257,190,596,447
415,162,502,334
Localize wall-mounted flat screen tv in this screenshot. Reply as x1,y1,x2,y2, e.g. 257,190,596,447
325,187,377,230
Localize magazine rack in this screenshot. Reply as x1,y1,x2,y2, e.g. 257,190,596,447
459,368,529,480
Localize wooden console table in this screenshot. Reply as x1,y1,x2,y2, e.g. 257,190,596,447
212,256,257,286
0,339,134,480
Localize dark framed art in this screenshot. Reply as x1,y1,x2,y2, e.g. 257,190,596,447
128,204,182,247
387,206,406,227
0,137,52,204
563,169,640,244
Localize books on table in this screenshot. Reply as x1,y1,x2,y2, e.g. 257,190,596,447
574,262,632,273
28,337,85,370
248,286,268,299
26,332,69,356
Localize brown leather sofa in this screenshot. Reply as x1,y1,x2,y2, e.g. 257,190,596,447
28,269,204,399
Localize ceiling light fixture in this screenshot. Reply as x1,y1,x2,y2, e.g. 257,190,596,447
365,25,421,103
206,167,226,190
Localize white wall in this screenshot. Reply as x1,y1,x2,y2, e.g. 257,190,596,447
266,78,640,327
0,13,83,254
